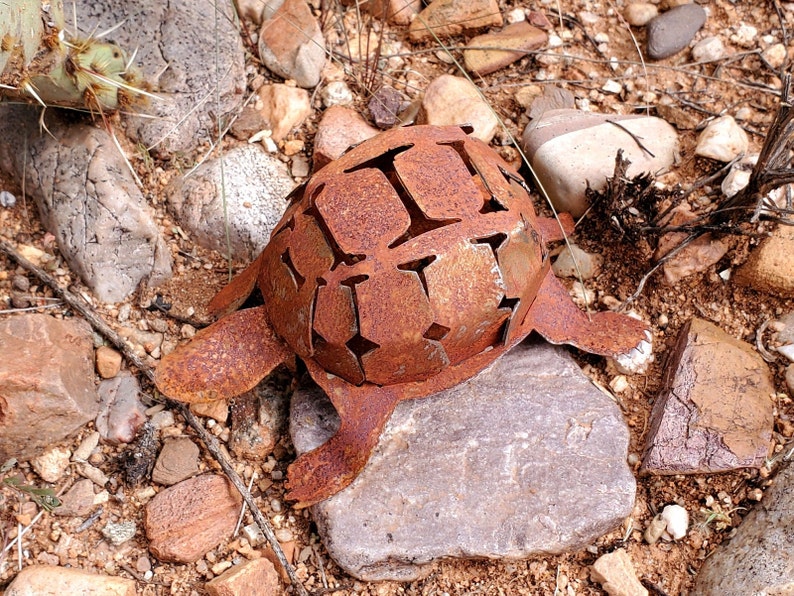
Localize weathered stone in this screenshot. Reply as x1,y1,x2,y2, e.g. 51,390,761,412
205,558,282,596
313,106,380,170
230,376,290,460
646,4,707,60
420,75,500,143
167,144,294,261
0,315,98,462
369,86,404,129
255,84,312,142
0,106,172,303
463,21,547,76
31,446,72,483
521,109,678,217
591,548,648,596
353,0,421,25
292,341,636,581
95,346,122,379
693,462,794,595
527,85,576,119
692,36,726,63
152,437,200,485
144,474,242,563
96,371,147,444
552,244,603,280
5,565,135,596
734,224,794,297
258,0,326,88
695,115,749,162
640,318,774,475
53,479,100,517
191,399,231,423
75,0,245,156
409,0,502,41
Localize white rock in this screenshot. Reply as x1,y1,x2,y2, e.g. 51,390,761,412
602,79,623,94
321,81,354,107
623,3,658,27
721,167,751,198
613,329,653,375
661,504,689,540
776,344,794,363
521,109,678,217
695,116,749,162
32,446,72,482
506,8,526,23
732,23,758,47
692,36,726,63
0,190,15,208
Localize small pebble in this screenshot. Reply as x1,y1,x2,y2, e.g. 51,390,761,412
644,514,667,544
102,520,137,545
321,81,354,107
0,190,16,208
646,4,707,60
661,504,689,540
695,116,749,162
692,37,726,63
624,3,658,27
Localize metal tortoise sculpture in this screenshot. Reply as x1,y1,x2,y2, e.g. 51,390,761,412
155,125,650,507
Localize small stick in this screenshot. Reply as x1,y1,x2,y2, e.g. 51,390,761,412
0,239,308,596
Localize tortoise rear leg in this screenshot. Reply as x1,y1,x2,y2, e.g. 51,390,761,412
525,270,652,368
286,361,403,508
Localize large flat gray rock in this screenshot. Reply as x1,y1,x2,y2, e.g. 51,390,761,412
291,340,636,581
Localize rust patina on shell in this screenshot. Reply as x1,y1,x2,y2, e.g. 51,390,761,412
155,125,651,508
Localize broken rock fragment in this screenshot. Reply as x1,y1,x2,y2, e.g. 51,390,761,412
641,318,774,475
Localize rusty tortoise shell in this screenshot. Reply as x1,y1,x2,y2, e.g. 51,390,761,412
156,125,649,507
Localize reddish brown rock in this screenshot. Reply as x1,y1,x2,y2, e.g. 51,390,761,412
641,318,774,475
151,437,200,486
353,0,421,25
144,474,242,563
5,565,135,596
409,0,502,41
205,558,282,596
312,106,379,170
258,0,326,88
0,314,98,462
463,21,547,76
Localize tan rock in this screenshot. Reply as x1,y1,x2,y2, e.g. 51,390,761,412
313,106,380,170
95,346,122,379
623,3,658,27
409,0,502,41
206,558,281,596
191,399,230,423
464,21,547,76
31,446,72,483
640,318,775,475
256,84,312,142
591,548,648,596
356,0,421,25
419,74,499,143
144,474,242,563
5,565,135,596
735,224,794,297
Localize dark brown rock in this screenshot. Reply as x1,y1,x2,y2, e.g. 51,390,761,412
144,474,242,563
368,86,403,129
0,315,98,462
641,318,774,475
292,341,636,581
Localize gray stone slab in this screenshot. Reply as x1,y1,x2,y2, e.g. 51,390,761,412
291,340,636,581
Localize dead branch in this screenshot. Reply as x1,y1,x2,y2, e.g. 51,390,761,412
0,239,308,596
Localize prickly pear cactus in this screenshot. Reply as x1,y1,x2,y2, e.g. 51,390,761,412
0,0,151,111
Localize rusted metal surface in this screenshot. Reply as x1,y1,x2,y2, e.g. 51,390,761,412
156,124,651,508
